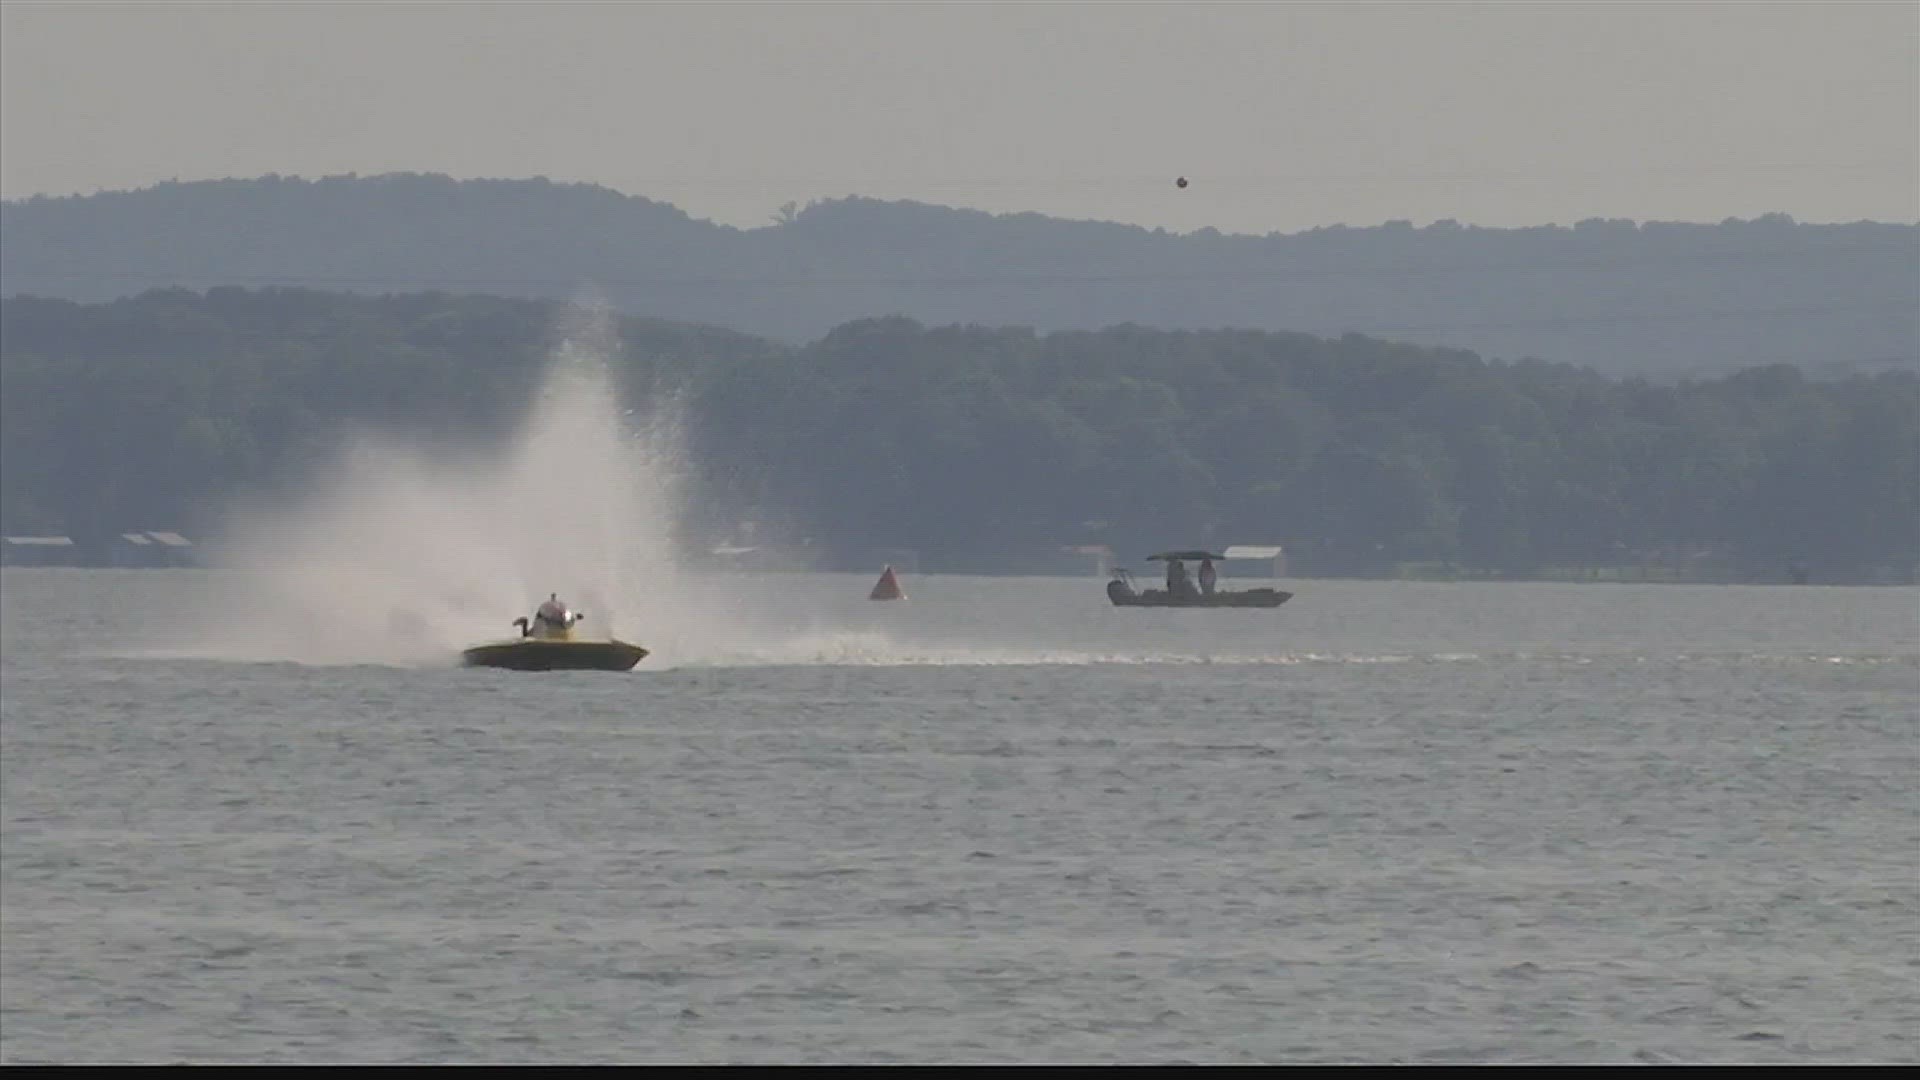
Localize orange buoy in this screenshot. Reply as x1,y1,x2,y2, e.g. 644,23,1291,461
869,564,905,601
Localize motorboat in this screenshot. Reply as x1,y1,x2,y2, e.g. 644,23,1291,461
1106,548,1294,608
461,602,649,671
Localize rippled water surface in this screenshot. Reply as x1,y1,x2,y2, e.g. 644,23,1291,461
3,569,1915,1062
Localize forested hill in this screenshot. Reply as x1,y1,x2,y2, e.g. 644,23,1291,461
3,173,1914,378
3,288,1914,578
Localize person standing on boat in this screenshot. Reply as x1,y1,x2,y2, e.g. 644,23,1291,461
1198,557,1217,596
1166,557,1188,597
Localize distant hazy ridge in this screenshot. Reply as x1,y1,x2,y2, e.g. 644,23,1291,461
5,173,1914,377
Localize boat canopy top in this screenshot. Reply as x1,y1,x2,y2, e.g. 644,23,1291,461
1144,546,1283,562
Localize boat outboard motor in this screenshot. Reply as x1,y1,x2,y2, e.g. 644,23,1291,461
1107,577,1136,603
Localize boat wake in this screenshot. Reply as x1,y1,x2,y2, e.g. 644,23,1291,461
642,641,1485,670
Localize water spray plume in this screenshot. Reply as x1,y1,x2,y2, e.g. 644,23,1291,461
194,301,704,666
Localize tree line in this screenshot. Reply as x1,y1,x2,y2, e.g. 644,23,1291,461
2,288,1914,578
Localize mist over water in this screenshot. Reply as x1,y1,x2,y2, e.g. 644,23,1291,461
192,297,1282,671
195,301,735,666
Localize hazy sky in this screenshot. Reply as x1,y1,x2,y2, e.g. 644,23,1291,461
3,1,1914,234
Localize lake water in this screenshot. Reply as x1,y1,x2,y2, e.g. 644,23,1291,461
2,568,1915,1063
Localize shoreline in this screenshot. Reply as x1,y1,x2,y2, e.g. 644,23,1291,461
2,563,1913,588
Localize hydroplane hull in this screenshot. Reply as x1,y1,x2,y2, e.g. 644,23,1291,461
461,639,650,671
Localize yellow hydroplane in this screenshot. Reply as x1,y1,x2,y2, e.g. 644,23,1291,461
461,594,649,671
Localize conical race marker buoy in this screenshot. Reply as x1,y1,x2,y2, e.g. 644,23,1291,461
869,564,905,601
